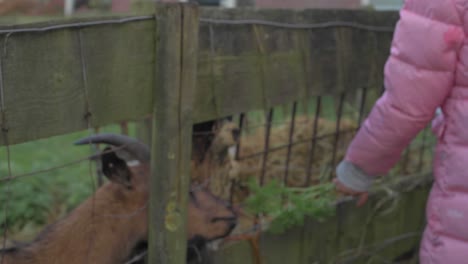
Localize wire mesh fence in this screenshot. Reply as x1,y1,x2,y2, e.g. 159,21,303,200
189,88,435,242
0,122,131,247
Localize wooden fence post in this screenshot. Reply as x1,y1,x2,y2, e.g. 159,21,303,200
148,2,199,264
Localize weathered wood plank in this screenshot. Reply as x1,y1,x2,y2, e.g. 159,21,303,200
259,227,304,263
148,3,199,264
81,21,155,126
0,9,397,146
0,16,155,146
194,9,398,122
211,240,254,264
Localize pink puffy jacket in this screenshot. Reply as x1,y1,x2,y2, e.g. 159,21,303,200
336,0,468,263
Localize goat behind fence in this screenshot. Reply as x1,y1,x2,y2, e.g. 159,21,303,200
0,133,237,264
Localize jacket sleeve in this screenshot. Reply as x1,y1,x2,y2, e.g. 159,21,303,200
344,0,464,177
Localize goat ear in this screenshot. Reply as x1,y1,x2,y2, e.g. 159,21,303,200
101,147,132,188
211,122,219,133
212,119,225,133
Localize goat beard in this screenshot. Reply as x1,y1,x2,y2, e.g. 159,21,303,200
186,235,208,264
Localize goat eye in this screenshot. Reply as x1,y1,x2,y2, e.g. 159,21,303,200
189,191,196,200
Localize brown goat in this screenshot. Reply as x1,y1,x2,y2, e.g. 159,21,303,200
191,121,241,202
0,134,237,264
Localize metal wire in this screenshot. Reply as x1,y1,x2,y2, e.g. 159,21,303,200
0,144,127,183
0,16,154,35
231,117,321,132
77,29,100,262
305,96,322,186
235,113,245,161
260,109,273,186
238,128,357,161
331,93,346,168
93,126,105,187
208,24,221,119
199,18,395,32
231,113,246,204
284,102,297,185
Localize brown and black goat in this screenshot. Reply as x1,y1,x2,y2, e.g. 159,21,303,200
0,134,237,264
191,120,242,202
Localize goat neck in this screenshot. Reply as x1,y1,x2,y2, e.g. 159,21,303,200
0,167,148,264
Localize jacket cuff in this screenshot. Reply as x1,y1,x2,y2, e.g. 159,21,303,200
336,160,374,192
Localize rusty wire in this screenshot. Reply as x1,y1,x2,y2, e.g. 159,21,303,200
93,126,105,187
199,18,395,32
259,109,273,186
331,93,346,167
77,28,100,262
235,113,245,161
0,16,154,35
237,128,357,161
283,102,297,185
224,85,434,241
305,96,322,186
238,116,323,132
0,146,125,183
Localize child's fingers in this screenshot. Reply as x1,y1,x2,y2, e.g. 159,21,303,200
333,178,369,207
333,179,360,195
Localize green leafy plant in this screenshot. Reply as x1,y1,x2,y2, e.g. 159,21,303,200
244,178,336,234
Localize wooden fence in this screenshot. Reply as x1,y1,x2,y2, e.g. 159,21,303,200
0,4,409,263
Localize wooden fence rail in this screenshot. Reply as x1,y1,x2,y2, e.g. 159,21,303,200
0,4,400,264
0,8,398,146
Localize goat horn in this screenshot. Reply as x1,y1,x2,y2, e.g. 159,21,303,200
74,133,150,162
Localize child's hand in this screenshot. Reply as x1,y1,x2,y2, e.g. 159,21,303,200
333,178,369,207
